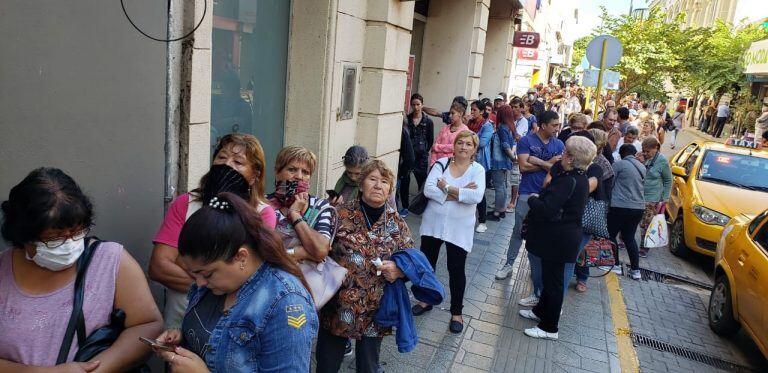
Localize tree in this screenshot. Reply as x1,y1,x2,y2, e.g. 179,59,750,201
569,36,590,74
593,8,684,100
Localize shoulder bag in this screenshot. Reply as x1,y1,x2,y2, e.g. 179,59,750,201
57,238,150,372
408,158,450,215
288,199,348,309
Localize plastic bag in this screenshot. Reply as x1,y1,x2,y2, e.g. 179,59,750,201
644,213,669,249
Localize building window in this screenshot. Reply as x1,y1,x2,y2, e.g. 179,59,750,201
210,0,291,187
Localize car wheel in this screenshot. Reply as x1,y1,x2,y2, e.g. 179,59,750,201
708,275,740,336
669,216,690,257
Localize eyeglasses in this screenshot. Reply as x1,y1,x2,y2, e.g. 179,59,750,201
38,227,90,248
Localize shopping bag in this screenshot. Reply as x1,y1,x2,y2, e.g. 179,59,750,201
643,213,669,249
577,237,616,267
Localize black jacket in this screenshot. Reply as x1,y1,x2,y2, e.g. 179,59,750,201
526,170,589,262
399,127,416,178
407,113,434,156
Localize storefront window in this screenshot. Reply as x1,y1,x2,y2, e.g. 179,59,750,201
211,0,290,187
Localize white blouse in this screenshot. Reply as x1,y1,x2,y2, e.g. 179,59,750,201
419,157,486,252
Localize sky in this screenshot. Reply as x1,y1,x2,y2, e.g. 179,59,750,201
572,0,768,39
572,0,650,39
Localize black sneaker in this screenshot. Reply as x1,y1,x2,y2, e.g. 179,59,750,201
344,339,353,357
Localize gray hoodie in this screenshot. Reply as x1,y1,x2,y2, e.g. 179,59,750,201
610,155,646,210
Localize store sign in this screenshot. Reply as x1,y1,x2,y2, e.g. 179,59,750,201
517,48,538,60
512,32,541,48
744,39,768,74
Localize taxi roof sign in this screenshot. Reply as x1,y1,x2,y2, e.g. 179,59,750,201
725,138,763,150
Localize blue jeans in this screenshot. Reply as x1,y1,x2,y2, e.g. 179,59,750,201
490,169,507,213
528,252,542,297
571,234,593,284
506,194,531,265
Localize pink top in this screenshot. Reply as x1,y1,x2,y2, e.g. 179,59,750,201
153,193,277,248
429,123,470,167
0,242,122,366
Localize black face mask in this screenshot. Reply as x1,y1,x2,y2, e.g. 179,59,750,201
201,164,251,204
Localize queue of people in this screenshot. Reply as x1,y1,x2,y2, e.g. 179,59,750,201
1,87,679,372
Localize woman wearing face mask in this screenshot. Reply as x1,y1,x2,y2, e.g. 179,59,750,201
150,134,276,329
268,146,335,264
154,193,317,372
0,168,162,371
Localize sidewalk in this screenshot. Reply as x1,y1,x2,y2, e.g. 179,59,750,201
335,192,623,372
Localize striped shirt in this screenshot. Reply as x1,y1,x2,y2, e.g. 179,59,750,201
272,195,336,240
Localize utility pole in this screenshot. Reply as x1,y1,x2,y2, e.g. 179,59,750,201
629,0,634,15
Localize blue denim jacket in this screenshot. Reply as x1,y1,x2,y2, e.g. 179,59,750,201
375,248,445,353
184,263,318,372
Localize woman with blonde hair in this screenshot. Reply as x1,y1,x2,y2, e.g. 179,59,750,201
412,130,486,334
150,133,276,328
518,136,595,339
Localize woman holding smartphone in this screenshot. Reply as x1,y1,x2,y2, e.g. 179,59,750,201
153,193,317,372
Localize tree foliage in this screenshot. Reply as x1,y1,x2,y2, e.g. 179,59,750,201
586,7,766,100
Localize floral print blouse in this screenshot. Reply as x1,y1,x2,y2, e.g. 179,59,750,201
320,199,413,339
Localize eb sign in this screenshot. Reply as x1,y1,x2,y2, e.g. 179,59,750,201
517,48,538,60
512,32,540,48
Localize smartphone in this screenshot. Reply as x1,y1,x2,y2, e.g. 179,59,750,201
139,337,176,352
326,189,339,199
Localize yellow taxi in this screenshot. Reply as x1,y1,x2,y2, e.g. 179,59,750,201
708,209,768,358
667,138,768,257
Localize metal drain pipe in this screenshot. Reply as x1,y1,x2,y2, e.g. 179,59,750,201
163,0,183,209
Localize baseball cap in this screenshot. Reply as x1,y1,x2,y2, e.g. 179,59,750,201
495,95,504,101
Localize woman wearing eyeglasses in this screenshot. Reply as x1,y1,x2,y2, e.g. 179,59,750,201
0,168,162,371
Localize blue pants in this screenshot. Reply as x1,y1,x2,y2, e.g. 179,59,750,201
506,194,531,265
490,169,507,213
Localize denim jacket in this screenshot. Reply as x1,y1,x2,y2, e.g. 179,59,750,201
184,263,318,372
375,248,445,353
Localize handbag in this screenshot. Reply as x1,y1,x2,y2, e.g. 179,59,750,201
57,238,150,372
643,203,669,249
581,198,610,238
408,158,449,215
576,237,616,276
279,199,347,309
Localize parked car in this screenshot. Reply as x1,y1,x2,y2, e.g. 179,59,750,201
709,209,768,359
666,138,768,257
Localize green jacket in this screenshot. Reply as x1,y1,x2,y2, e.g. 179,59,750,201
643,153,672,202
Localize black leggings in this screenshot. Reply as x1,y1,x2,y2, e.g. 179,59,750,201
607,207,644,270
420,235,467,315
400,166,427,209
316,328,382,373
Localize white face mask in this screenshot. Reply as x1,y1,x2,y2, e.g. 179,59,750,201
26,237,85,271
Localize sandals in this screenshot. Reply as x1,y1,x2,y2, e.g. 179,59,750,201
576,281,587,293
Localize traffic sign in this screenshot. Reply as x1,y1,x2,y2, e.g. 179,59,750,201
586,35,623,68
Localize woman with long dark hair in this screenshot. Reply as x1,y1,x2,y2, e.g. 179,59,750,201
154,192,317,372
150,134,276,329
467,100,494,233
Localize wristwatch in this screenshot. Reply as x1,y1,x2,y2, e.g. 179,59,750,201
443,184,450,194
287,248,296,256
291,216,305,227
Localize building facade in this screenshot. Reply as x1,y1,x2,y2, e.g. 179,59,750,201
650,0,737,28
0,0,575,273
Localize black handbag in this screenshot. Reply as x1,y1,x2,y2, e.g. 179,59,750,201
56,237,149,372
408,158,450,215
581,198,609,238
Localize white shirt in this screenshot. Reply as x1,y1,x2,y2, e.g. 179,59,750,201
420,158,486,252
613,138,642,162
514,117,529,138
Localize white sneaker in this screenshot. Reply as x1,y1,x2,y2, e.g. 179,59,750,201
630,269,642,280
518,309,540,322
518,294,539,307
524,327,558,340
475,223,488,233
495,264,514,280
